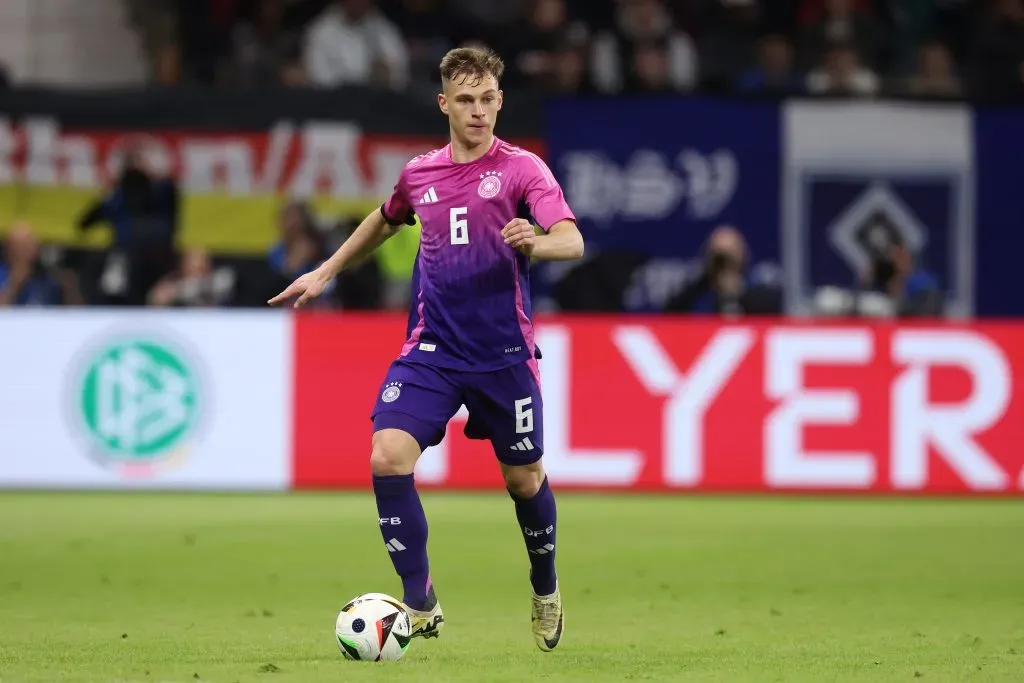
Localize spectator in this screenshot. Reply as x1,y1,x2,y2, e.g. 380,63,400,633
886,0,947,70
173,0,245,84
267,201,325,284
902,40,961,97
147,247,234,307
700,0,762,91
224,0,304,87
736,33,805,94
967,0,1024,98
303,0,410,90
328,216,384,309
388,0,451,82
664,225,781,317
591,0,698,93
807,41,879,96
629,42,667,91
814,214,942,318
797,0,880,71
77,148,179,306
0,223,81,307
857,214,941,317
547,46,589,93
506,0,590,89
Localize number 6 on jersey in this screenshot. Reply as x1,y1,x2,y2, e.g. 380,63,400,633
515,397,533,433
450,207,469,245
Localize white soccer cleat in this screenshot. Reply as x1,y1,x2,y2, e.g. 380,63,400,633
531,584,563,652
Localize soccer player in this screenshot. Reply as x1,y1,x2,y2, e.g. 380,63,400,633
268,47,583,652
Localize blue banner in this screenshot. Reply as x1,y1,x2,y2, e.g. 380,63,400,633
973,107,1024,317
542,97,1024,317
545,96,781,259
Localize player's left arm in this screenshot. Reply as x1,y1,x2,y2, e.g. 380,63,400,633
502,155,584,261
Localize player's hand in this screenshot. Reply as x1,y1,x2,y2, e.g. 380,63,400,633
502,218,536,257
267,268,330,308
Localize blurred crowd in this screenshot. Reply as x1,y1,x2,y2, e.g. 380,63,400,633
0,153,383,311
1,160,940,319
2,0,1014,317
126,0,1024,99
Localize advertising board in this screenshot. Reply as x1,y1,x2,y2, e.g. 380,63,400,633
0,310,292,489
293,315,1024,495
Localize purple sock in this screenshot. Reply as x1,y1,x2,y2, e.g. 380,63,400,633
372,474,433,611
509,476,558,596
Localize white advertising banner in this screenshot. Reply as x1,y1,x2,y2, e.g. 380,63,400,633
0,310,292,490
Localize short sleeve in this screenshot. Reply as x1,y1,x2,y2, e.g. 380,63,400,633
381,168,416,227
521,153,576,232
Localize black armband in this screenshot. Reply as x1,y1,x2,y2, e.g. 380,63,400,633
380,204,417,227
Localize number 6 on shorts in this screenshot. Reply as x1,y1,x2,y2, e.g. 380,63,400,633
515,397,533,433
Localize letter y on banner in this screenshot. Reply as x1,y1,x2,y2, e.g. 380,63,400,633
613,326,753,486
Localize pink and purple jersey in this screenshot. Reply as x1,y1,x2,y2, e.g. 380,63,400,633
381,136,575,372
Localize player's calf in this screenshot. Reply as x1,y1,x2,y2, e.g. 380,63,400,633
503,462,561,648
503,463,557,593
371,428,437,615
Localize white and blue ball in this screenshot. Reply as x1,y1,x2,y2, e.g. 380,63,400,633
335,593,412,662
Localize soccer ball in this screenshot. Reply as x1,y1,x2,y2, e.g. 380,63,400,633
335,593,412,662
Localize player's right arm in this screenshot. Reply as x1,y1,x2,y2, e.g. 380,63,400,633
268,174,416,308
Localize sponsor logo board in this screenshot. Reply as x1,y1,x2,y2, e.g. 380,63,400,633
293,315,1024,495
0,310,291,489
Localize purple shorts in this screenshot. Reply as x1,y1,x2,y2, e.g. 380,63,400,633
371,358,543,465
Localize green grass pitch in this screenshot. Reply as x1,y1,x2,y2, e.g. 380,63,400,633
1,492,1023,682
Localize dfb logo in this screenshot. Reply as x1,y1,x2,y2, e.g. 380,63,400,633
379,517,401,526
782,102,974,318
523,525,554,537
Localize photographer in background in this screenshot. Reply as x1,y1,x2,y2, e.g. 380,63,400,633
77,148,179,306
815,213,943,318
861,218,942,317
665,224,781,317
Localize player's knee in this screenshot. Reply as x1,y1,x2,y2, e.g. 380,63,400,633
502,461,545,498
370,429,421,476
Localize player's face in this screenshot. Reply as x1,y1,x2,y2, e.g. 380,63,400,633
439,74,503,146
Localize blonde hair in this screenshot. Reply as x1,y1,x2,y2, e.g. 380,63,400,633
439,46,505,87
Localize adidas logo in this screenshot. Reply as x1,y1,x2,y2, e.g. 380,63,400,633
529,543,555,555
385,538,407,553
419,187,439,204
510,437,535,452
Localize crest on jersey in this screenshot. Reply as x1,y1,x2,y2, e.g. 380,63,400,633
478,171,502,199
381,382,402,403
